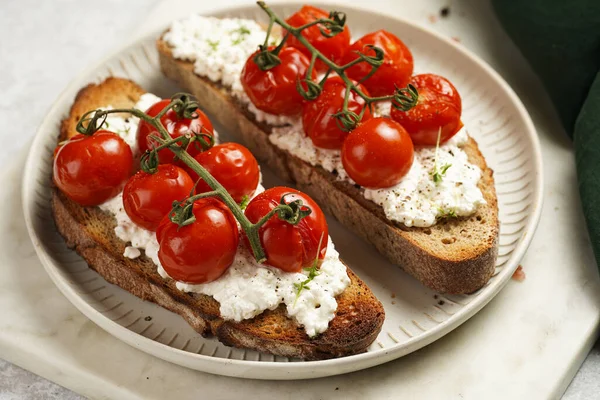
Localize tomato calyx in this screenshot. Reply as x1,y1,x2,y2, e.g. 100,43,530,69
253,2,419,132
168,189,220,228
346,44,385,78
296,73,323,101
169,92,201,120
259,193,313,226
393,83,419,112
253,41,287,71
139,129,214,174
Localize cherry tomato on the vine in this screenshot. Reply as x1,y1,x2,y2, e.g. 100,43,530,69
137,99,214,164
53,130,133,206
341,117,414,189
183,143,260,204
244,187,328,273
391,73,463,145
284,5,351,73
241,46,316,116
342,30,414,97
302,77,372,149
123,164,194,231
156,198,239,284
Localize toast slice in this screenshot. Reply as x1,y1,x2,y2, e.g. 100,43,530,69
157,38,500,295
51,77,385,360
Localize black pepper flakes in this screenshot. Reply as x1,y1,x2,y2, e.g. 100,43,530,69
440,6,450,18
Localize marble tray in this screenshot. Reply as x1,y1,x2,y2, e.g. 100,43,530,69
1,0,599,398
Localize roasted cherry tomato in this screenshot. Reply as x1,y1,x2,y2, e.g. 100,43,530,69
341,30,414,97
123,164,194,231
137,99,214,164
341,118,414,188
302,77,372,149
183,143,260,203
244,187,328,273
241,46,316,116
284,5,351,73
156,198,239,284
391,73,463,145
53,130,133,206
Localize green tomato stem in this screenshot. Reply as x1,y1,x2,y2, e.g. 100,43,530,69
256,1,398,114
88,108,268,263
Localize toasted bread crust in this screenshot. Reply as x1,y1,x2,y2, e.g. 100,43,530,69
157,38,499,294
51,78,385,360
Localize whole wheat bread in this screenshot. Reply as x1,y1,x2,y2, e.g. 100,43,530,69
156,38,500,295
51,77,385,360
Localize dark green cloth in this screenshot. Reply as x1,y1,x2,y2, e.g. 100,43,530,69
492,0,600,265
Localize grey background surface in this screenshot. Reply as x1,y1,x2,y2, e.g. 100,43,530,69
0,0,598,398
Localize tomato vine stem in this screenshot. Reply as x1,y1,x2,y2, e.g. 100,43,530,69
255,1,418,130
76,98,312,264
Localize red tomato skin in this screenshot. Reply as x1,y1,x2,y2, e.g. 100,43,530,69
243,187,328,273
241,47,316,116
183,143,260,203
391,73,463,145
136,99,214,164
302,77,372,149
156,198,239,284
123,164,194,231
342,30,414,97
341,118,414,189
284,5,351,73
53,130,133,206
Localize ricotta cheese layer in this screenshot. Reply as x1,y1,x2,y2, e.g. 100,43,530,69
164,15,486,228
98,94,350,337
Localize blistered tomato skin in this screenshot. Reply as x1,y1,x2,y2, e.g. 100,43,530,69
302,77,372,149
123,164,194,231
284,5,351,73
244,187,329,273
341,118,414,189
183,143,260,203
156,198,239,284
241,46,316,116
342,30,414,97
391,73,463,146
136,99,214,164
53,130,133,207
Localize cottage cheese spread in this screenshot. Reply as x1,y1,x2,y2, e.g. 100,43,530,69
177,240,349,337
98,94,350,336
270,122,485,227
100,188,350,337
164,16,486,228
163,15,293,127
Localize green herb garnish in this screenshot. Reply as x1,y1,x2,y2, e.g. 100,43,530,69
239,195,250,210
232,25,251,36
207,40,219,51
431,128,451,184
437,208,458,219
293,233,325,305
231,26,251,45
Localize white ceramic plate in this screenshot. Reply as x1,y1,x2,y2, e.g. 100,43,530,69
23,2,542,380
